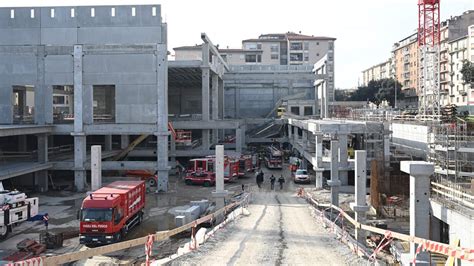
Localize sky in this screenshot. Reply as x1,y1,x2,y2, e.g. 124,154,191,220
2,0,473,89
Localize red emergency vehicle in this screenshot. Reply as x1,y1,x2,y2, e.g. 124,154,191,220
79,181,145,245
185,156,239,184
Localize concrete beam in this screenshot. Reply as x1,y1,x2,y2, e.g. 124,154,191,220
201,33,229,71
0,125,54,137
52,161,160,171
0,162,53,181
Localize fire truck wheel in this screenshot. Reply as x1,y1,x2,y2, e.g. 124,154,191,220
185,179,193,185
147,178,157,187
0,225,10,240
203,181,211,187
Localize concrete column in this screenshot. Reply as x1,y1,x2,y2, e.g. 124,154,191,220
202,43,210,121
302,130,308,150
236,128,243,153
338,134,348,186
212,145,229,223
104,135,112,151
315,82,320,118
218,78,224,119
120,135,129,149
401,161,434,264
91,145,102,191
202,130,210,150
156,40,169,193
350,151,369,243
18,135,28,152
288,125,293,139
34,45,46,125
73,44,86,192
327,140,340,207
212,74,219,144
35,134,49,192
0,85,13,124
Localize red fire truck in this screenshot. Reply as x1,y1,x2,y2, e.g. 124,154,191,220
265,145,283,169
79,181,145,245
185,156,239,185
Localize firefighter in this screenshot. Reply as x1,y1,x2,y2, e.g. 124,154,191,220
278,175,285,190
43,213,49,231
270,174,276,190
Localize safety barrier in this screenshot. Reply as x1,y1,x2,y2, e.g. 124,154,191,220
9,193,251,266
298,188,474,263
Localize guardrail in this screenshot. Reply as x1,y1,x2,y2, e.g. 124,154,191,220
12,193,251,265
301,189,474,263
431,181,474,209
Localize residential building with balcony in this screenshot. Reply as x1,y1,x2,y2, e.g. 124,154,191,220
361,59,392,86
392,33,419,93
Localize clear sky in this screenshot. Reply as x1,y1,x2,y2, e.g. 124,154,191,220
2,0,473,88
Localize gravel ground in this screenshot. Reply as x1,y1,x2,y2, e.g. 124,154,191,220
171,176,366,265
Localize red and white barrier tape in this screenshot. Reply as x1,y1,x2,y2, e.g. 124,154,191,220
6,257,43,266
145,234,155,266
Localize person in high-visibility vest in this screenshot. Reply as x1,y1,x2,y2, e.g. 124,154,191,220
43,213,49,231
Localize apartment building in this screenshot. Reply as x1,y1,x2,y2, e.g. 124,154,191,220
444,27,473,114
392,33,419,92
361,59,392,86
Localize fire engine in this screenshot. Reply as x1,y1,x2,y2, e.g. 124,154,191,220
185,156,239,186
0,182,39,240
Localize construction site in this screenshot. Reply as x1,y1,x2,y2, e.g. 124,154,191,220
0,2,473,265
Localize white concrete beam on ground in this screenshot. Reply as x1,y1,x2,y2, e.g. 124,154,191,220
91,145,102,191
401,161,434,264
327,140,341,207
350,150,369,243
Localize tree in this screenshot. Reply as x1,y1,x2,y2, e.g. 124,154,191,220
334,89,351,101
460,60,474,86
348,78,403,107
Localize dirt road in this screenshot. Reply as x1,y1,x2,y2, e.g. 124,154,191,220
173,168,360,265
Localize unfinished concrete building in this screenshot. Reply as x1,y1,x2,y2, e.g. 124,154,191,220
0,5,169,191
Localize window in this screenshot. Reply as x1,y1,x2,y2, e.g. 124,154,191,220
30,9,35,18
257,43,262,49
70,8,75,17
91,8,95,17
304,42,309,50
271,54,279,60
257,54,262,62
304,54,309,61
50,8,55,18
290,42,303,50
270,44,279,53
152,7,157,16
10,9,14,19
111,7,115,17
132,7,136,16
53,96,66,105
290,53,303,61
244,43,258,50
245,54,257,63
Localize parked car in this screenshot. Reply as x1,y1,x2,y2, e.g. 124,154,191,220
184,172,216,187
293,169,310,184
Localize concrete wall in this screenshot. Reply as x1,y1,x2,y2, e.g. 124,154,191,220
390,123,429,159
0,5,163,124
431,200,474,249
168,86,202,114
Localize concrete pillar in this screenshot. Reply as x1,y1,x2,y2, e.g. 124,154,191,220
104,135,112,151
35,134,49,192
218,78,224,119
315,82,320,118
315,134,324,188
18,135,28,152
327,140,340,207
202,130,210,150
211,74,219,144
302,130,308,150
338,134,348,185
156,40,169,193
288,125,293,139
91,145,102,191
350,151,369,243
236,128,243,153
0,84,13,124
120,135,129,149
212,145,229,223
73,45,86,192
202,43,210,121
401,161,434,264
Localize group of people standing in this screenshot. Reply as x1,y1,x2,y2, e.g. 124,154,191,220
255,170,285,190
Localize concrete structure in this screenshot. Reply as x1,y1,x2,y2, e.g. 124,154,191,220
400,161,434,264
91,145,102,191
0,5,168,191
212,145,229,222
287,118,385,190
350,150,369,243
328,140,340,207
361,59,392,86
